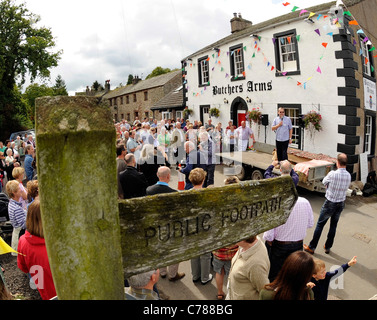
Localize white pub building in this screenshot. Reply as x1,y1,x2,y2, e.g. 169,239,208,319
181,0,376,182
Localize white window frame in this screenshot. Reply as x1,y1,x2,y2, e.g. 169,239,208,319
175,111,183,120
360,39,372,77
162,111,171,120
365,115,372,154
279,35,298,72
232,48,244,77
284,108,300,149
199,59,209,86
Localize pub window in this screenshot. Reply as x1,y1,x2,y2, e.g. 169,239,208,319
127,113,131,121
364,113,376,156
229,44,245,81
360,36,375,79
126,95,129,104
144,91,148,101
274,29,300,76
133,94,137,102
198,56,210,87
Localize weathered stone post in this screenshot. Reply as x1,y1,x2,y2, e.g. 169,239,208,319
35,96,124,300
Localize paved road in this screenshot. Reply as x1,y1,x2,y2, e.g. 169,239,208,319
155,164,377,300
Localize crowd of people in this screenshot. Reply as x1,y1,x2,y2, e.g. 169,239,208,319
0,114,360,301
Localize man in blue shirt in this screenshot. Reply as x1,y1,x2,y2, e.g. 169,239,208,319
24,145,34,181
271,108,293,162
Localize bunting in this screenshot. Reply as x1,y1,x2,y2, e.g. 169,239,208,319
185,1,376,98
0,236,19,255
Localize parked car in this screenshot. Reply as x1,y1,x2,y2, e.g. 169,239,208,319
9,129,35,142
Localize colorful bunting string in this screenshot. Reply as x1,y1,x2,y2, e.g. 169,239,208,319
186,1,375,98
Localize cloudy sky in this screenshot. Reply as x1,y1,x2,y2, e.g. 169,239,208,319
19,0,328,95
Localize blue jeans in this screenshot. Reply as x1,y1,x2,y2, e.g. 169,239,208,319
309,199,344,250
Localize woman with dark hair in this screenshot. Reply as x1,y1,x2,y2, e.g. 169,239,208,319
260,251,315,300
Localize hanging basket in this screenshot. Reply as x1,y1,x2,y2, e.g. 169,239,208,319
247,108,262,124
183,108,193,118
209,107,220,118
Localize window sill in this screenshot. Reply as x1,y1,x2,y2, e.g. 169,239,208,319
275,70,301,77
230,76,245,82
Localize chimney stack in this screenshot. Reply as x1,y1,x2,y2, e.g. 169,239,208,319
230,12,252,34
132,75,141,85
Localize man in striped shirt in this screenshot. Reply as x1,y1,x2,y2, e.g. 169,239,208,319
304,153,351,255
263,196,314,281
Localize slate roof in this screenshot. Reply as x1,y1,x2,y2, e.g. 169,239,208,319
151,86,184,110
104,70,181,99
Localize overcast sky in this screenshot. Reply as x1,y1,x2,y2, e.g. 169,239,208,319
19,0,328,95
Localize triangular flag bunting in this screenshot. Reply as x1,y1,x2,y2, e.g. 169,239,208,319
317,66,322,74
291,6,299,12
282,72,288,76
369,47,375,52
357,29,364,34
299,9,308,15
343,11,352,16
327,32,334,36
349,20,358,25
322,43,328,48
297,82,302,86
296,35,300,42
1,236,20,255
308,12,316,19
282,2,290,6
271,66,275,71
314,29,321,36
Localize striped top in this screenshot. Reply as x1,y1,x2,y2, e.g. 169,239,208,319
263,197,314,242
322,168,351,203
8,199,27,229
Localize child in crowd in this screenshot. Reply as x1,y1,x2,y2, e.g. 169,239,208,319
212,176,240,300
310,256,357,300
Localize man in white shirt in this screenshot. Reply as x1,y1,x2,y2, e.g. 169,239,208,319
235,121,255,152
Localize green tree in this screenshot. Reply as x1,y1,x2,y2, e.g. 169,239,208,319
145,67,171,80
126,74,134,85
0,0,62,140
53,74,68,96
23,83,54,121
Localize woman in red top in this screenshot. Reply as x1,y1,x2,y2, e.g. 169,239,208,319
17,199,57,300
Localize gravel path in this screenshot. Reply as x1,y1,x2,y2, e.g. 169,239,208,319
0,235,41,300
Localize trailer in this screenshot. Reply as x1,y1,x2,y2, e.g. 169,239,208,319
220,143,336,193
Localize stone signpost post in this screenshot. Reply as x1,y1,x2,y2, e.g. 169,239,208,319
36,96,298,299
